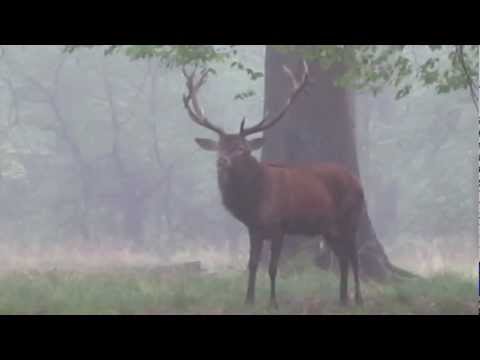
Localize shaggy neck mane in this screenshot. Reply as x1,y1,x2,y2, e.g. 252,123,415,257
217,156,265,225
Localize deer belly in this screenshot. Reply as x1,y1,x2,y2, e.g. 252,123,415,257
281,187,336,237
284,215,330,237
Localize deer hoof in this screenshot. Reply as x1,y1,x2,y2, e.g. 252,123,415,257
269,300,279,311
245,297,255,306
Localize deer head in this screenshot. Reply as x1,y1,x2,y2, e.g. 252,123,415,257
182,60,310,168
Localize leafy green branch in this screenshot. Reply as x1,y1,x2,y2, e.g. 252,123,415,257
274,45,479,110
65,45,264,101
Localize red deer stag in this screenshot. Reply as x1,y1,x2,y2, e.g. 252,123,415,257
182,61,365,309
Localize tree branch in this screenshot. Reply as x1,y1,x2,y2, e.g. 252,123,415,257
456,45,479,114
102,61,128,179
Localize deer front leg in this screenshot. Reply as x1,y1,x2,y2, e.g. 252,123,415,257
245,231,264,306
269,235,284,310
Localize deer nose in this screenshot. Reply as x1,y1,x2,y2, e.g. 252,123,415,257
218,156,231,168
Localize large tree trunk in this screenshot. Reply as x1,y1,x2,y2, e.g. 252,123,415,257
261,46,410,282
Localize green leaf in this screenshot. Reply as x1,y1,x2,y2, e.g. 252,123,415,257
423,70,439,85
396,85,412,100
428,45,442,51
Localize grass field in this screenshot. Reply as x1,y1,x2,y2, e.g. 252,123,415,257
0,243,476,315
0,266,475,315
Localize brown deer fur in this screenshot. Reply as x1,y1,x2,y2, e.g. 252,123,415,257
217,151,365,307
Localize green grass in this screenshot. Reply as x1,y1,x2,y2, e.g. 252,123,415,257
0,268,476,315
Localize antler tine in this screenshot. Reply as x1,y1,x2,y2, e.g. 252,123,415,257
240,117,247,133
282,65,299,89
182,66,224,136
284,60,309,90
241,60,310,137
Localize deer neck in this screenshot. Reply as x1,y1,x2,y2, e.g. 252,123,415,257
217,155,265,225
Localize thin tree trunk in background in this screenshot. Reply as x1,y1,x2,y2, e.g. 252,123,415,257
261,46,407,282
122,193,147,248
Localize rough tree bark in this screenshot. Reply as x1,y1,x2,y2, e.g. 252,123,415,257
261,46,413,282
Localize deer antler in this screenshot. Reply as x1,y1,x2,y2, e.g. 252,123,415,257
240,60,310,137
182,66,224,136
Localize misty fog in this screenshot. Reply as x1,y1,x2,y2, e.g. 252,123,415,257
0,45,477,315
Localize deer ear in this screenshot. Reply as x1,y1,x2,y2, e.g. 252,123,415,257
248,138,265,151
195,138,218,151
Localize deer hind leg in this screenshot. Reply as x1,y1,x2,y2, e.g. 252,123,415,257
346,231,363,306
245,231,264,306
338,253,350,306
345,200,364,306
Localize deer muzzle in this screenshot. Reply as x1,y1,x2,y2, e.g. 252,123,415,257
218,156,232,168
